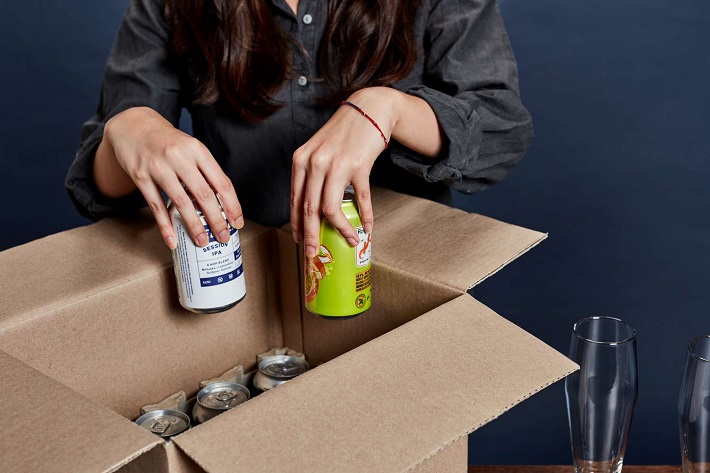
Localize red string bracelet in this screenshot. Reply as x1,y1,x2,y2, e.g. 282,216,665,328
340,101,389,150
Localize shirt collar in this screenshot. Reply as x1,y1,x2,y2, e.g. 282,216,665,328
269,0,299,20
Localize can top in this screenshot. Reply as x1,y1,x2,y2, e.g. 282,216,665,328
258,355,310,380
135,409,190,438
196,381,250,410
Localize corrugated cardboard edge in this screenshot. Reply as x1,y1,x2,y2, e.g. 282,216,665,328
410,437,467,473
465,232,548,291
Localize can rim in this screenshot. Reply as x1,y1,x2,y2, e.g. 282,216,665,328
196,381,251,410
257,355,310,380
134,409,191,437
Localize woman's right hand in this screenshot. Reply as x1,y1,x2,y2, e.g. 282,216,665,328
95,106,243,249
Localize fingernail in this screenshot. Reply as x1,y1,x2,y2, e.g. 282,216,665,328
218,229,230,242
197,233,208,246
166,236,176,249
292,231,301,243
364,223,373,234
305,245,316,257
347,237,358,247
235,216,245,228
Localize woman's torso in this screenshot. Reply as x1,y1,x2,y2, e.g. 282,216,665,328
186,0,451,227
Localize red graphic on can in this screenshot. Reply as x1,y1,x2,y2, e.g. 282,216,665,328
304,245,333,303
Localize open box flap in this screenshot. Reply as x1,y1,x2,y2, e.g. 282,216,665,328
370,187,547,292
0,349,160,473
0,211,268,332
173,295,577,473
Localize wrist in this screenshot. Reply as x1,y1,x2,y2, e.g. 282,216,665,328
346,87,403,135
105,107,159,146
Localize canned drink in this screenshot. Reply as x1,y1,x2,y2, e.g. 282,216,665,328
135,409,190,438
169,196,247,313
192,381,250,425
304,186,372,318
253,355,310,392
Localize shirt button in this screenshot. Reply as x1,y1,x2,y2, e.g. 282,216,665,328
302,14,313,25
297,76,308,86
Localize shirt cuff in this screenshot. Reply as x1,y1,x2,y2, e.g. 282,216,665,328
65,123,145,221
388,85,480,190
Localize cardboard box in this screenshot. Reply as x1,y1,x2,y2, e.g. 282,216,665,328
0,188,577,473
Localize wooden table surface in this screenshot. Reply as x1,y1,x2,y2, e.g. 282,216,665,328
468,467,681,473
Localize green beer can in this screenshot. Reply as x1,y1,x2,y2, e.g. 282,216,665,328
304,186,372,318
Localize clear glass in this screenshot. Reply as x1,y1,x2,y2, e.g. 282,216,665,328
679,335,710,473
565,317,638,473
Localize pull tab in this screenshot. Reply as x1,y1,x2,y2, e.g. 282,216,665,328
279,363,300,375
215,390,238,403
151,418,170,434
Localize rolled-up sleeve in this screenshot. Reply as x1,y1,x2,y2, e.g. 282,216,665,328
390,0,534,193
66,0,182,220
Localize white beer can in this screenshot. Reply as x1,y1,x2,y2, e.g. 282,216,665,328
168,198,246,313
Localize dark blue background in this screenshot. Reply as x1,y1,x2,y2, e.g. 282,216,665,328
1,0,708,465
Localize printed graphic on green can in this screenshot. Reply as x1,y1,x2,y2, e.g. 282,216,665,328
305,215,372,317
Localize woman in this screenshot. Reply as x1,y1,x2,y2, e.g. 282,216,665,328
66,0,533,258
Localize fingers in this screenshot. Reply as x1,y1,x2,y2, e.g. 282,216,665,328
181,173,231,244
303,160,325,257
137,180,177,249
351,176,373,234
155,174,209,247
291,148,307,243
293,144,370,250
322,177,358,246
171,144,231,244
197,150,244,231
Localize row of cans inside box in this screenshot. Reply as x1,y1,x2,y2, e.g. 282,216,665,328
135,354,310,438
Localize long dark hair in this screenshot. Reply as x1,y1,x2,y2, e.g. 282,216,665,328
164,0,421,122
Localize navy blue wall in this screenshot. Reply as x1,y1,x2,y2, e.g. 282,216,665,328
463,0,710,464
1,0,708,465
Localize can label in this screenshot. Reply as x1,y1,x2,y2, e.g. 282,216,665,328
356,227,371,267
305,200,372,317
171,211,246,312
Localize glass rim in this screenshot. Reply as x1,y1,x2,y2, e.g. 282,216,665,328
688,335,710,363
572,316,636,346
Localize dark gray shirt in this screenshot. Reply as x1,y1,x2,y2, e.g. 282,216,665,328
66,0,533,227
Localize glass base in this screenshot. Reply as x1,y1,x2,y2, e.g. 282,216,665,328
574,459,624,473
682,457,710,473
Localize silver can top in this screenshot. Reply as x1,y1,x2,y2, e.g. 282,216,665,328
135,409,190,438
258,355,310,380
196,381,250,410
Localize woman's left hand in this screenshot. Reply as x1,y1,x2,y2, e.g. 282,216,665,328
290,87,400,257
